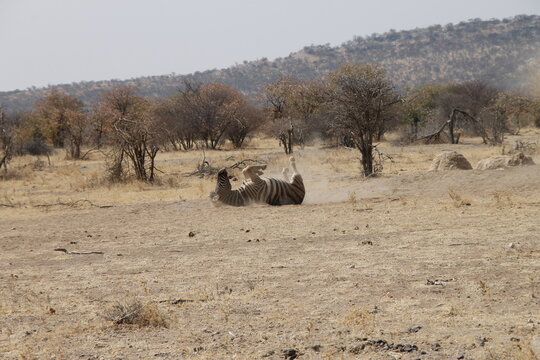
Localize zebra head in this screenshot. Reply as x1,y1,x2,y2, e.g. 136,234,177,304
210,168,232,203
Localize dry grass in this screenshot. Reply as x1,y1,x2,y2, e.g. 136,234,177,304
1,130,539,359
1,131,532,210
341,305,378,336
448,187,472,207
104,300,169,328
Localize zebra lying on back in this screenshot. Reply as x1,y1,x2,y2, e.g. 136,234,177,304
210,157,305,206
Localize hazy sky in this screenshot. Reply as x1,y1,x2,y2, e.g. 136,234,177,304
1,0,539,91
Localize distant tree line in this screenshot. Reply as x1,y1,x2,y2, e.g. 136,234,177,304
1,61,540,180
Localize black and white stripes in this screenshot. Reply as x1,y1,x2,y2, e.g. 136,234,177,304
211,158,305,206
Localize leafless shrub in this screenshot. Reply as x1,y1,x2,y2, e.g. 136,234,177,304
97,86,160,183
448,187,471,207
372,145,394,175
0,107,14,172
491,190,513,208
341,305,377,336
104,300,168,328
325,63,401,176
511,140,537,156
176,82,259,150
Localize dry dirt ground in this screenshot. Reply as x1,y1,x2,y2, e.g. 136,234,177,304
1,133,539,359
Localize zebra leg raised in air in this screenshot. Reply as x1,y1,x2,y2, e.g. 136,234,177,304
242,164,267,181
244,158,305,206
282,167,291,182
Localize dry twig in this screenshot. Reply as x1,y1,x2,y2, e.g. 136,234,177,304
54,248,104,255
34,199,113,209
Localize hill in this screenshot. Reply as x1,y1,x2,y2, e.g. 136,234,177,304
1,14,539,112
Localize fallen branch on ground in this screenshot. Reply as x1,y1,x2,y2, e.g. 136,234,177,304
54,248,104,255
156,298,198,304
227,159,267,170
34,200,113,209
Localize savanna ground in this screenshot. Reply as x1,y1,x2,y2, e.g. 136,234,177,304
1,131,539,360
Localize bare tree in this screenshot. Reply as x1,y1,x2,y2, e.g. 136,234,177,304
226,104,265,148
325,63,400,177
264,77,298,154
437,80,500,142
0,107,13,172
154,96,197,151
264,78,325,153
98,86,160,182
35,89,88,158
401,83,449,141
179,83,247,149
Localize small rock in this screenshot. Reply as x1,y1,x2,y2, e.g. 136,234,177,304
349,264,356,269
188,231,195,237
349,344,365,354
246,239,251,242
282,348,300,359
69,241,77,244
457,355,465,359
408,325,422,333
261,350,275,358
354,226,359,230
507,242,515,248
361,240,373,245
117,253,123,256
87,234,92,238
245,229,250,233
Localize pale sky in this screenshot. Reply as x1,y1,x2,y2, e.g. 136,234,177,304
1,0,539,91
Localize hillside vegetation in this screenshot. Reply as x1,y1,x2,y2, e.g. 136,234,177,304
1,15,539,112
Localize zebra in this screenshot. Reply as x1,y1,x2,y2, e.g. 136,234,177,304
210,157,305,206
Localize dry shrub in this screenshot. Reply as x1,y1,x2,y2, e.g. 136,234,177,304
485,342,538,360
492,190,513,208
105,150,126,183
448,187,471,207
104,300,168,328
31,158,47,171
511,140,537,156
348,191,358,206
342,305,377,335
0,166,33,181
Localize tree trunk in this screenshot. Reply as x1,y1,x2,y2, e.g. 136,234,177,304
449,109,457,144
358,134,373,177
